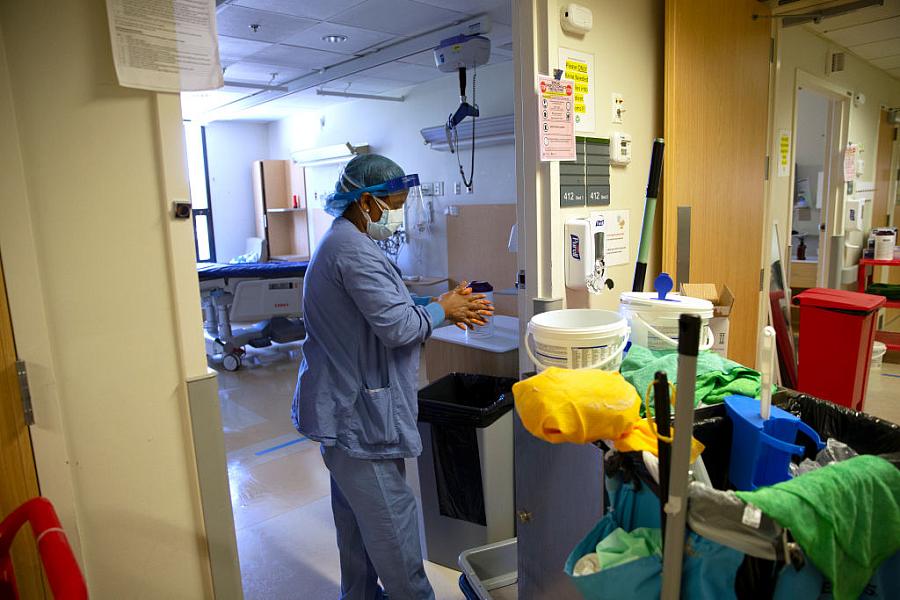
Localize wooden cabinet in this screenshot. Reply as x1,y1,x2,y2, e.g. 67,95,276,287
252,159,310,261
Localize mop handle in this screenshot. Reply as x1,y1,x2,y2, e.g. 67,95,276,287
660,313,702,600
653,371,671,548
632,138,665,292
759,326,776,420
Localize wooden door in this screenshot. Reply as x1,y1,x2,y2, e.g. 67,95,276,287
663,0,771,366
0,257,45,598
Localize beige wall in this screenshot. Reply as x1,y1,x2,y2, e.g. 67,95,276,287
769,25,900,263
0,1,213,598
543,0,664,310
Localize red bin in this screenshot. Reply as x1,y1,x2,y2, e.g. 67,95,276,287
793,288,885,411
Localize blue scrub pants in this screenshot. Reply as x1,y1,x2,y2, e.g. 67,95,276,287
322,446,435,600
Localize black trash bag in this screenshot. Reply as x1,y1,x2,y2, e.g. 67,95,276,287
774,391,900,468
418,374,516,525
692,403,734,490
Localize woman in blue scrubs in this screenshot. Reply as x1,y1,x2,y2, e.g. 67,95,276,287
293,154,493,600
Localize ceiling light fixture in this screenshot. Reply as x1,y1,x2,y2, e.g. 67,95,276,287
322,34,349,44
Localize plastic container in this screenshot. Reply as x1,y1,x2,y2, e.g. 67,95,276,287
619,292,715,351
468,281,495,338
525,309,629,371
874,228,897,261
872,341,887,370
793,288,885,411
724,395,825,491
417,374,517,569
458,538,518,600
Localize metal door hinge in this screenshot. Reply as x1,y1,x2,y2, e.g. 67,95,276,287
16,360,34,426
759,268,765,292
770,38,775,64
764,155,770,181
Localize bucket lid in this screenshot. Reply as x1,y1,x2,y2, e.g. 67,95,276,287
529,309,626,333
619,291,714,315
793,288,885,312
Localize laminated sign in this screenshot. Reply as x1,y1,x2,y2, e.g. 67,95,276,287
537,75,577,162
558,48,595,132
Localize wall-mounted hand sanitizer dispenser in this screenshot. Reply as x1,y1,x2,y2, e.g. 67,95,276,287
565,216,609,293
846,197,866,232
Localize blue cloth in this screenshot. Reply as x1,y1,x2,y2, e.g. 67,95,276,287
322,445,435,600
293,217,443,459
325,154,405,217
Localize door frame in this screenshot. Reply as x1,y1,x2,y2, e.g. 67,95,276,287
788,70,851,289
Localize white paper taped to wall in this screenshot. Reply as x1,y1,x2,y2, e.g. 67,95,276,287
590,209,630,266
105,0,224,93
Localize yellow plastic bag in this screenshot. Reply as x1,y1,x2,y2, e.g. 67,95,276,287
513,367,642,444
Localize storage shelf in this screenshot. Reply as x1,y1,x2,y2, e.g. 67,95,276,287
267,207,306,213
875,331,900,351
859,258,900,267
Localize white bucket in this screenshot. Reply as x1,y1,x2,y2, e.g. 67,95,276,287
874,229,896,261
871,341,887,370
525,309,629,371
619,292,715,351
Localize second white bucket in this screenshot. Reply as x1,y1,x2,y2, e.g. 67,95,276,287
619,292,715,351
526,309,629,371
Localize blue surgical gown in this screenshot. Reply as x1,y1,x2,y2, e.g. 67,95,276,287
292,217,444,459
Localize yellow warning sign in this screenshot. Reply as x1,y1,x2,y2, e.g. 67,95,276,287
559,48,594,132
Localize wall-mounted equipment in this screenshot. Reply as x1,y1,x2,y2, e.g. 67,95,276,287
610,132,632,166
560,3,593,35
290,142,369,167
434,31,492,191
888,109,900,125
421,114,515,151
560,137,611,207
565,216,612,294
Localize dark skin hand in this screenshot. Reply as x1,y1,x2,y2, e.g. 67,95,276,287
345,192,494,330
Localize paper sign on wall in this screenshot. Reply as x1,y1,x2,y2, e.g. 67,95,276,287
105,0,224,93
537,75,577,162
558,48,595,132
843,144,859,181
590,209,630,266
778,130,791,177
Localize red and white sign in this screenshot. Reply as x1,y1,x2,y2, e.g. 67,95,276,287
537,75,576,162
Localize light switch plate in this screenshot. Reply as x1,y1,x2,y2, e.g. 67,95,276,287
611,92,624,124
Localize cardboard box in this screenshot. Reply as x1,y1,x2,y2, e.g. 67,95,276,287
680,283,735,356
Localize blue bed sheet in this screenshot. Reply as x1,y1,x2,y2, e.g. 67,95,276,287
197,261,309,281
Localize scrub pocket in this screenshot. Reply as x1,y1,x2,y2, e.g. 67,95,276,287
352,387,399,445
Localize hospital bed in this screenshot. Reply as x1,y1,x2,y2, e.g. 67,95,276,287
197,261,308,371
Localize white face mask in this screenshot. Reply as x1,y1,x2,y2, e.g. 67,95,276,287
364,196,403,240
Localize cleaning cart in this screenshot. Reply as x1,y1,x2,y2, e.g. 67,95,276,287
564,315,900,600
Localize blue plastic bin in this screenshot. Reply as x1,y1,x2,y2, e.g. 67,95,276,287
725,395,824,491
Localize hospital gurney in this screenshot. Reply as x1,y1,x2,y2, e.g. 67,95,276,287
197,261,308,371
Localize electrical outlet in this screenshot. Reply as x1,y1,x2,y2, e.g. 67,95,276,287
445,205,460,216
611,92,625,124
466,183,474,194
454,181,462,195
434,181,444,196
421,182,434,196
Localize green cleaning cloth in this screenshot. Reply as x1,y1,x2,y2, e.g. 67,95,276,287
620,345,770,414
866,283,900,300
736,455,900,600
595,527,662,570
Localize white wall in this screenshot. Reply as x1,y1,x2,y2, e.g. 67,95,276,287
268,61,516,278
770,25,900,261
0,2,212,597
542,0,664,311
205,121,270,262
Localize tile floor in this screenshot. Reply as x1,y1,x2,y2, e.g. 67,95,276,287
215,343,900,600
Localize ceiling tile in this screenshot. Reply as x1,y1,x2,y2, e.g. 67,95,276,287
222,61,310,85
244,44,349,70
363,61,441,83
233,0,367,21
849,36,900,59
217,35,272,61
822,17,900,48
412,0,507,20
282,22,393,55
330,0,466,35
181,90,253,120
871,54,900,70
216,5,317,43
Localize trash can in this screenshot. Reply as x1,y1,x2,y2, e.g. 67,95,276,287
793,288,885,411
417,373,517,569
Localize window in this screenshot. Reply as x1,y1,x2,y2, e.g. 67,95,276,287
184,122,216,262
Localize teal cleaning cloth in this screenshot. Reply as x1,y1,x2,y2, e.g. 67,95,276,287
596,527,662,570
737,455,900,600
620,345,768,413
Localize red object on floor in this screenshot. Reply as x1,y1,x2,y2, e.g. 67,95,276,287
793,288,885,411
0,497,87,600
